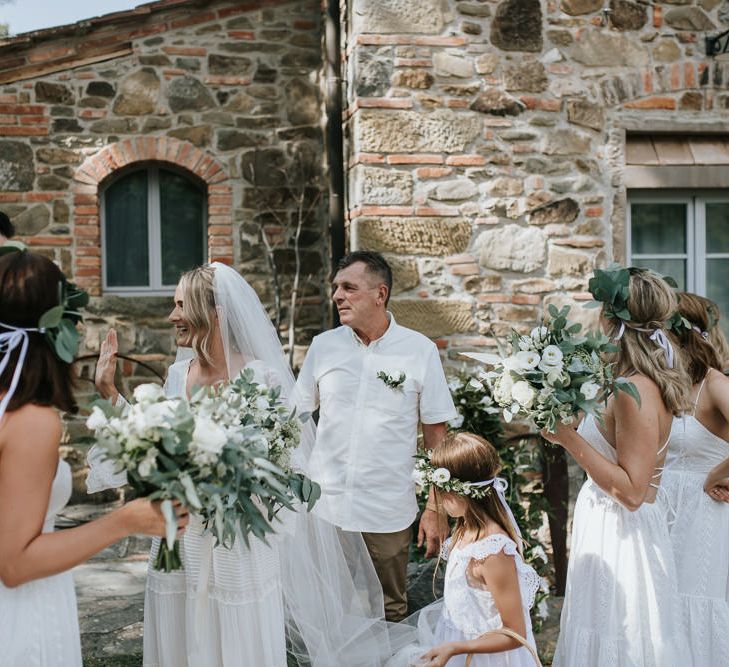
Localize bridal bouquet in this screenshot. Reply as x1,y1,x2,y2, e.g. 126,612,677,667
86,379,319,572
465,305,639,433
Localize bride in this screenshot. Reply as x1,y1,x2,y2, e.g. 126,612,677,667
88,262,395,666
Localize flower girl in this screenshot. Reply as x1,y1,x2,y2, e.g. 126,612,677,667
388,432,541,667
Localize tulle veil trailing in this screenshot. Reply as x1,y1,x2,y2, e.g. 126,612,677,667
206,262,409,665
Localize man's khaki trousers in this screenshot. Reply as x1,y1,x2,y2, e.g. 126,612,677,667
361,526,412,622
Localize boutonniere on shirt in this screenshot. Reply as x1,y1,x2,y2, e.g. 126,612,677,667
377,370,406,390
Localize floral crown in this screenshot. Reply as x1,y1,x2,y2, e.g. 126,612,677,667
587,264,637,321
0,242,88,363
413,449,493,500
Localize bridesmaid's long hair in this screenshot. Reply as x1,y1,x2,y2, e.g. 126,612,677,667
178,265,218,365
602,269,690,415
675,292,723,384
431,432,522,555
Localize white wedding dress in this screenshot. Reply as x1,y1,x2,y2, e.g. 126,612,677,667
0,459,83,666
663,380,729,666
386,534,540,667
553,415,690,667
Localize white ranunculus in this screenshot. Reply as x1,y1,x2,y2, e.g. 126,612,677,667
579,381,600,400
502,355,525,372
193,417,228,456
511,380,536,408
432,468,451,484
133,383,165,404
143,402,173,430
531,326,549,342
516,350,540,370
540,345,563,366
493,374,514,404
86,406,108,431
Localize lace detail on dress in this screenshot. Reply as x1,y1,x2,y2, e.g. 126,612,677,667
442,534,540,638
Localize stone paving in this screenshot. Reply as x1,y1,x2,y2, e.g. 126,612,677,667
65,504,560,666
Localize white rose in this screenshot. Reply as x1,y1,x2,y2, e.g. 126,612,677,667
579,381,600,401
493,374,514,404
511,381,536,409
502,356,525,372
531,326,549,342
432,468,451,484
133,383,165,404
515,350,540,370
143,402,173,430
193,417,228,456
540,345,563,366
86,406,108,431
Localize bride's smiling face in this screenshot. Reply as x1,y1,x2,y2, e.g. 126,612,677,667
169,283,195,347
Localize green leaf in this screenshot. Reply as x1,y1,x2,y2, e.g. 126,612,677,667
180,474,203,511
615,377,641,407
39,305,65,329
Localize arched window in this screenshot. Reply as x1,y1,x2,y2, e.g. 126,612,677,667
101,164,207,294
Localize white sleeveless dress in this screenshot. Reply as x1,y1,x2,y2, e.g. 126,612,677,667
141,359,286,667
0,459,83,666
553,415,689,667
663,381,729,666
386,534,540,667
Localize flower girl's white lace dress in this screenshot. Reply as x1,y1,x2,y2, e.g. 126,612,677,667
0,459,83,666
386,533,540,667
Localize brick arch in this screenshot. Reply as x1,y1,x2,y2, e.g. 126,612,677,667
72,137,233,295
601,60,726,110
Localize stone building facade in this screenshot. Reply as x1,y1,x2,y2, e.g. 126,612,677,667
2,0,729,383
0,0,327,393
344,0,729,365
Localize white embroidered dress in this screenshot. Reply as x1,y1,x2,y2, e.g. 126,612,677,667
387,534,540,667
0,459,83,666
663,379,729,666
553,415,690,667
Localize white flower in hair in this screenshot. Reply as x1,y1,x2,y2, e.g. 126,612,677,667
432,467,451,484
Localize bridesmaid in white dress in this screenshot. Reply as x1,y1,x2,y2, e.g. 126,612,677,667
0,250,182,667
542,268,692,666
90,262,395,667
663,292,729,666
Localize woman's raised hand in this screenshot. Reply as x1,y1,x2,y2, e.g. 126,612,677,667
95,328,120,402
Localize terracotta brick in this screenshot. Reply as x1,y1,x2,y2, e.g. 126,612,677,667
547,64,572,75
76,247,101,257
208,195,233,206
434,339,449,349
445,253,476,264
0,103,44,114
228,31,255,40
169,11,216,29
78,109,107,119
0,94,18,104
15,113,46,125
477,294,510,303
351,153,386,165
624,96,676,110
74,205,98,216
207,225,233,235
643,69,653,95
208,206,231,216
76,257,101,267
451,263,480,275
73,71,96,80
446,99,469,109
0,193,22,202
360,205,413,216
684,63,696,89
73,267,102,277
204,75,252,86
24,192,61,202
74,194,98,205
75,226,101,238
512,294,540,305
585,206,603,217
208,184,233,194
677,32,696,44
445,155,486,166
0,125,49,137
208,253,233,264
0,115,16,124
294,19,317,29
386,154,443,165
27,236,72,246
653,5,662,27
356,97,413,109
163,69,187,79
670,63,682,91
415,206,460,217
208,236,233,247
415,167,453,178
394,58,432,67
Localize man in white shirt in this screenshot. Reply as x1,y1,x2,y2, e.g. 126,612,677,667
294,251,458,621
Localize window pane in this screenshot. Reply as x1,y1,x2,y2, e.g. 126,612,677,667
706,203,729,254
631,258,686,290
707,259,729,339
105,171,149,287
631,203,687,255
159,169,205,286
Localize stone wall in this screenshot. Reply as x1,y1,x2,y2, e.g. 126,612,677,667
344,0,729,366
0,0,327,399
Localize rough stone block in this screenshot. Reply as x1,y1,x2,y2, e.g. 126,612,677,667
12,204,50,235
547,245,593,277
529,198,580,226
433,179,478,200
571,31,649,67
490,0,543,53
356,166,413,205
470,88,525,116
356,217,472,256
0,141,34,190
387,256,420,294
476,225,546,273
561,0,602,14
113,69,160,116
541,129,591,156
389,299,474,337
486,177,524,197
355,110,481,153
609,0,648,30
351,0,444,34
167,76,215,112
504,62,548,93
433,53,474,78
664,7,715,30
566,99,605,131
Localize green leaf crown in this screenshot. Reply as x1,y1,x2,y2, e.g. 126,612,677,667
0,242,88,363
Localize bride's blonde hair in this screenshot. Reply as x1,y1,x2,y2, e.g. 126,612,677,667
178,265,218,365
603,269,690,415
